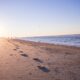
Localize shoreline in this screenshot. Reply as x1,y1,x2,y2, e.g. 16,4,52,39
14,39,80,49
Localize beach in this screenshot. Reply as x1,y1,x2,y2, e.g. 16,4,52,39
0,38,80,80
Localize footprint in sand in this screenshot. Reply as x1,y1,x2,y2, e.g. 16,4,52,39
37,66,50,72
20,53,28,57
18,50,29,57
13,48,17,51
19,50,24,53
13,47,19,51
33,58,43,63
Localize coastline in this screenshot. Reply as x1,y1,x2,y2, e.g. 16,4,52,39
15,39,80,49
0,38,80,80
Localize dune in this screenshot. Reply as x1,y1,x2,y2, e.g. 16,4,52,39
0,38,80,80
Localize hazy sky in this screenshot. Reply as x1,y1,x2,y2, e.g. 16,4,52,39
0,0,80,37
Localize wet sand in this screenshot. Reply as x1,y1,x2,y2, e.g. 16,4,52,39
0,38,80,80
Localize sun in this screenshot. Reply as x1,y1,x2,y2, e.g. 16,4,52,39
0,26,6,37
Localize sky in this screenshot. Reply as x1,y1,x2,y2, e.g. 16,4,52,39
0,0,80,37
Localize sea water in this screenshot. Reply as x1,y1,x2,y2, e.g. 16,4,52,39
21,34,80,47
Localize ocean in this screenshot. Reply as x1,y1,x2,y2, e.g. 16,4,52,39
21,34,80,47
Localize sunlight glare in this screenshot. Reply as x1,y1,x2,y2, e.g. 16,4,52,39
0,26,6,37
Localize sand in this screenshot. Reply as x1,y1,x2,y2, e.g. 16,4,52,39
0,38,80,80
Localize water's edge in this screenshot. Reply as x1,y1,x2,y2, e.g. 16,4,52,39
19,34,80,47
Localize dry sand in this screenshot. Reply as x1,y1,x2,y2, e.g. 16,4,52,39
0,38,80,80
